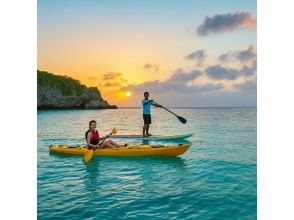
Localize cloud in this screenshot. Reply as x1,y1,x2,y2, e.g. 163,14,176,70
216,46,257,77
205,58,257,80
205,65,240,80
218,45,256,63
87,76,97,80
235,45,256,62
100,72,129,88
116,68,256,107
233,80,257,93
169,69,202,82
143,63,160,71
185,50,206,66
197,11,256,36
155,90,256,107
102,72,125,81
218,53,230,63
191,83,224,93
104,82,122,87
240,61,257,76
185,50,206,61
123,69,224,94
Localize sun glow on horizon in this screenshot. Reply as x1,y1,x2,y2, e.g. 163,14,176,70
125,91,131,97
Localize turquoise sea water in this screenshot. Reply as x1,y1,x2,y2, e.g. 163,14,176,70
38,108,256,220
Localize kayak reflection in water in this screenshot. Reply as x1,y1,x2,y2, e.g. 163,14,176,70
85,120,123,149
142,92,162,136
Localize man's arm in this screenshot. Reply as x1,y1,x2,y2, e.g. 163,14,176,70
143,100,154,105
153,103,162,107
151,101,162,107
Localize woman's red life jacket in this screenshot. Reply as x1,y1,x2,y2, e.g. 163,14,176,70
85,130,100,145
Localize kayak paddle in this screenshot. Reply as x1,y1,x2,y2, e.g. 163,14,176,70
154,101,187,124
83,128,117,163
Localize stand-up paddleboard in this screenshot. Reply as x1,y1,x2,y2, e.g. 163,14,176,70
111,133,193,141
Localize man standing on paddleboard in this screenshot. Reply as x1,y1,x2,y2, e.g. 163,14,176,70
142,92,162,136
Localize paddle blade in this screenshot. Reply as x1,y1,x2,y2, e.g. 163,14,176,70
177,116,187,124
112,127,117,135
83,149,94,163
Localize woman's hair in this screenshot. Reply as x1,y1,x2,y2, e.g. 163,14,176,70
89,120,96,130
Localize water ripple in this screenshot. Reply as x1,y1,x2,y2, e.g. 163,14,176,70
38,108,256,219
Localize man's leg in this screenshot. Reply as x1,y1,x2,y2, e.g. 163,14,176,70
146,114,152,136
146,124,151,136
143,124,147,136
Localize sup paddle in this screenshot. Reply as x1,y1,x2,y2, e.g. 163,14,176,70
154,101,187,124
83,128,117,163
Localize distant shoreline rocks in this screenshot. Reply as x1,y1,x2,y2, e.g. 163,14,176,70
37,70,117,110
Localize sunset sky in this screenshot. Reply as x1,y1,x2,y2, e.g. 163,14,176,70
38,0,256,107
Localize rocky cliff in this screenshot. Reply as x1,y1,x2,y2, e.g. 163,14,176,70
37,70,117,109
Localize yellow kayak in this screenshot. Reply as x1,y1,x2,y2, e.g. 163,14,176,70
49,144,190,157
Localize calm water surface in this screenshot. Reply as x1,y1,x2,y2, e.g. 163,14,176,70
38,108,256,219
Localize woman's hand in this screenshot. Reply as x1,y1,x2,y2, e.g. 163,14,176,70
87,144,99,150
87,145,94,150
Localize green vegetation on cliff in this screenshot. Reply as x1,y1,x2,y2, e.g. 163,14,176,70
37,70,116,109
37,70,96,96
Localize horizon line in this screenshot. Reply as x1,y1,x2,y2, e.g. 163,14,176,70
118,106,257,109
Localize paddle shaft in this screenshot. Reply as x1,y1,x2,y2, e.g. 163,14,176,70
99,133,112,145
88,134,111,152
153,101,180,117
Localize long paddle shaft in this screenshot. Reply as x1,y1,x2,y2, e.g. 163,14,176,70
153,101,187,124
99,134,111,145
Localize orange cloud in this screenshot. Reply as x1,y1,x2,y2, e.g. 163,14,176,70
143,63,160,72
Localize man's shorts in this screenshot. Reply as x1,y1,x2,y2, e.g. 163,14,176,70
143,114,152,124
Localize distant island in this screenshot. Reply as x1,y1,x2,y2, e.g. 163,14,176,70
37,70,117,109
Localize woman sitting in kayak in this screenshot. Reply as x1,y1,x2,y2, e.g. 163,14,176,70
86,120,122,149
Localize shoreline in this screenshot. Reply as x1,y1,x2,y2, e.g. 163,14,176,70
37,105,117,110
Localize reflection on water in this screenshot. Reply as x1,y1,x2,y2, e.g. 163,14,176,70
84,160,101,192
38,108,256,219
